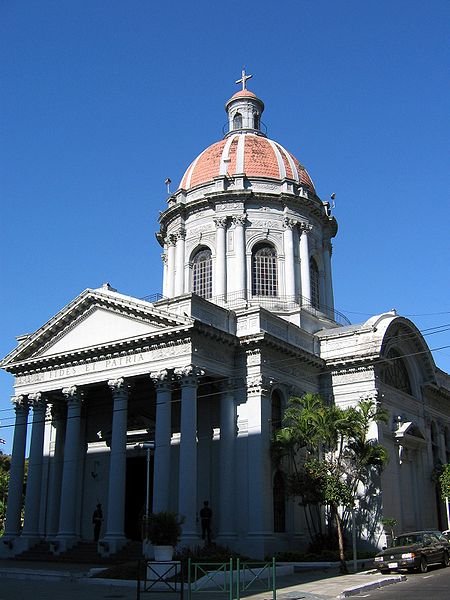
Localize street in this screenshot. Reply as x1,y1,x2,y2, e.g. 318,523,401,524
0,577,138,600
350,565,450,599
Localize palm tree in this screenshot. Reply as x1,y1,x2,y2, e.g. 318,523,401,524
273,394,388,573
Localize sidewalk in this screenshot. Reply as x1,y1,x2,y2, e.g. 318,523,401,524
0,558,406,600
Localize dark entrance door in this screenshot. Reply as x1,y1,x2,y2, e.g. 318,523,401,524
125,456,152,540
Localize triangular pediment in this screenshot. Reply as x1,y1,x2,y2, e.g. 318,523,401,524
2,287,192,367
39,306,163,356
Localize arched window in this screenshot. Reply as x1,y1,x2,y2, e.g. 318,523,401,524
233,112,242,130
380,348,412,395
252,244,278,297
192,247,212,299
273,470,286,532
310,258,320,308
253,112,260,130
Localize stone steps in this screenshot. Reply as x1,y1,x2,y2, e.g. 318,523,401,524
14,539,144,564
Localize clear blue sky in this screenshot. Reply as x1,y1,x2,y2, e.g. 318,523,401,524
1,0,449,451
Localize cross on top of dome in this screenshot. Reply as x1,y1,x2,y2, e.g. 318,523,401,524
235,68,253,91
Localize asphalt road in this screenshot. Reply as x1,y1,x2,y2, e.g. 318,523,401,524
349,565,450,599
0,578,138,600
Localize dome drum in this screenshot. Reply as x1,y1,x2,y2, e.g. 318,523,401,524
158,78,338,330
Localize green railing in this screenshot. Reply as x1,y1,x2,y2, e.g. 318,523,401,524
187,558,234,599
137,557,277,599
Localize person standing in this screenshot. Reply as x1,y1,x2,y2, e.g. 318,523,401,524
200,500,212,544
92,503,103,542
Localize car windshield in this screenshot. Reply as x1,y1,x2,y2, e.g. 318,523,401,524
393,534,422,546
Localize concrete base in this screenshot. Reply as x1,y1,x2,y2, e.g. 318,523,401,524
52,537,78,555
98,537,127,556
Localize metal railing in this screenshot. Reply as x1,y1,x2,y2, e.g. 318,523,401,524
136,557,278,599
140,290,350,327
137,559,184,598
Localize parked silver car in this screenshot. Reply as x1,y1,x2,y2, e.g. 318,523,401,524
374,530,449,573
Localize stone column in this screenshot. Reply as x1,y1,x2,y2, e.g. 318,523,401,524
56,386,83,550
46,401,66,538
217,380,236,542
246,375,272,557
299,223,312,304
151,370,173,513
22,393,47,540
213,216,228,299
4,396,29,539
323,240,334,316
232,215,247,300
166,235,176,298
176,365,204,542
283,217,297,299
161,252,168,297
174,228,186,296
103,378,128,553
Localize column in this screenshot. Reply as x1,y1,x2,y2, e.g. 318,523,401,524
323,240,335,316
232,215,247,300
246,373,272,558
213,216,228,299
22,392,47,539
103,378,128,553
151,370,173,513
217,380,236,541
56,386,83,548
283,217,297,299
176,365,203,541
4,396,29,539
299,223,312,304
46,402,66,537
174,228,186,296
166,235,176,298
247,375,273,556
161,252,168,297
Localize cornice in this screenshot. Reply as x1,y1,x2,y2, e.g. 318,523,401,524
158,187,336,236
2,289,192,367
4,325,193,376
238,331,324,369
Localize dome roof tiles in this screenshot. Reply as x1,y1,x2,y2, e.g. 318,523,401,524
180,133,315,192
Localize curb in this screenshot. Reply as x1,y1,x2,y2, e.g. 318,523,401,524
339,574,407,598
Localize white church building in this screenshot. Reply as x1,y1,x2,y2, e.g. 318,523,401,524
2,73,450,559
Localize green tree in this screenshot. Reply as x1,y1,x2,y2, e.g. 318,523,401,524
272,393,388,573
439,464,450,501
0,453,11,535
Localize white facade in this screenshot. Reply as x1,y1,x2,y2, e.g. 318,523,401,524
2,78,450,559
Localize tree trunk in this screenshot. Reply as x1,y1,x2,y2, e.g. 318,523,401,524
335,510,348,574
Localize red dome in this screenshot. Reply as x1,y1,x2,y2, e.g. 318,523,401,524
179,133,315,192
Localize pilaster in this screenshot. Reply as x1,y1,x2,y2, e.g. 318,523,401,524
299,222,312,304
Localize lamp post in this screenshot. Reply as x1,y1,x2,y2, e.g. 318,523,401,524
136,443,155,529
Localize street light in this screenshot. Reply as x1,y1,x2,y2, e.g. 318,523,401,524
135,443,155,525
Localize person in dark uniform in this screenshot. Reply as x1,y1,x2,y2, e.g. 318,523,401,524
92,503,103,542
200,500,212,544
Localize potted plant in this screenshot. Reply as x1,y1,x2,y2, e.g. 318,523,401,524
145,511,184,561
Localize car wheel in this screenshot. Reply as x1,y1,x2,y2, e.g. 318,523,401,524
442,551,449,567
419,556,428,573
